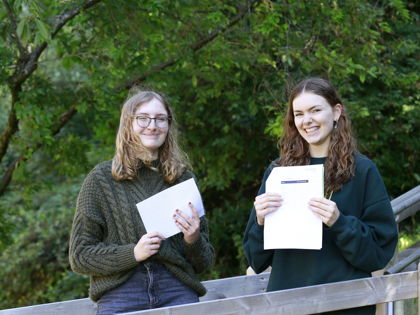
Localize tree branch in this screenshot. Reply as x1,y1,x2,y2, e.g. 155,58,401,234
2,0,26,56
9,0,104,86
0,87,20,166
0,0,103,194
0,104,78,196
119,0,261,90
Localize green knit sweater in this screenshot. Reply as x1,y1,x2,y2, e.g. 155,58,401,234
69,161,214,302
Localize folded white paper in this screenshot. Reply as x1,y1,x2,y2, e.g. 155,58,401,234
264,164,324,250
136,178,205,238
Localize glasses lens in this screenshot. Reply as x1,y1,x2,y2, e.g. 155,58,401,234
137,117,150,127
135,116,169,128
155,118,168,127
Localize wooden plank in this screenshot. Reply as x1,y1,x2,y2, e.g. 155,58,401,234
386,248,420,274
122,271,417,315
417,263,420,314
0,273,270,315
0,298,96,315
391,185,420,223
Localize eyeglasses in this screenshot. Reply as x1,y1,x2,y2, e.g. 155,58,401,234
134,115,170,128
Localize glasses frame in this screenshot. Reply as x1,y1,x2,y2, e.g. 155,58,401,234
133,115,171,128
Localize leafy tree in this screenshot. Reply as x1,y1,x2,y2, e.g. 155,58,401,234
0,0,418,308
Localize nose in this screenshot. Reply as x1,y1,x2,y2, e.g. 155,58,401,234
302,114,313,125
147,118,158,129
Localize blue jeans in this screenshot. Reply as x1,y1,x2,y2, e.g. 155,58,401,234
96,263,199,315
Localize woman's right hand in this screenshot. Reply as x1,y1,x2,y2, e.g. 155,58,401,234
254,192,283,226
134,232,166,262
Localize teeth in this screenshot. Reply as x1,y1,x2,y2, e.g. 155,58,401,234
306,127,318,132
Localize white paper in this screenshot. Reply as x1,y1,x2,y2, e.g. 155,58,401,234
264,164,324,250
136,178,205,238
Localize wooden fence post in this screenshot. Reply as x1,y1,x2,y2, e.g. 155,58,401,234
417,262,419,315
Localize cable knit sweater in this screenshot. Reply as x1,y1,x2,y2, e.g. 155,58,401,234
69,160,214,302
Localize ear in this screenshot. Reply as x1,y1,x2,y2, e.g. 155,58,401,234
333,103,342,121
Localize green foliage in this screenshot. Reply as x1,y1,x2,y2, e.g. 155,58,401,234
398,213,420,252
0,0,419,309
0,173,89,308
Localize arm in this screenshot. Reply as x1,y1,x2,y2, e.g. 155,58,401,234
243,165,276,273
69,171,138,276
329,162,398,272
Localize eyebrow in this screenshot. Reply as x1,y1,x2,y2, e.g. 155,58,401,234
135,113,168,117
293,105,322,112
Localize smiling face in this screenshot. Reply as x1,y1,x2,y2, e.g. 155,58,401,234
132,98,169,159
292,92,342,157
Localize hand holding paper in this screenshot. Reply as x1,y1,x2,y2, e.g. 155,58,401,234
254,192,283,226
173,203,201,244
136,178,205,239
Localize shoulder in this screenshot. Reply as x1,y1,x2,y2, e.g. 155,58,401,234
354,153,379,174
82,160,113,185
92,160,112,174
260,159,279,181
268,158,280,172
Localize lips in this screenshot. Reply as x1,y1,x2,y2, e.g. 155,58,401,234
305,126,319,135
142,134,160,137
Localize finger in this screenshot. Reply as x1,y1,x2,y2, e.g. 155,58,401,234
147,231,166,240
257,207,279,218
310,197,332,206
261,201,282,208
255,192,282,200
175,220,190,234
255,196,283,206
175,209,192,224
149,243,160,250
174,214,190,229
149,237,162,244
188,202,200,219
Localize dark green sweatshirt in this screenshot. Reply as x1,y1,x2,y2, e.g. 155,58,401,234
69,161,214,301
243,153,398,314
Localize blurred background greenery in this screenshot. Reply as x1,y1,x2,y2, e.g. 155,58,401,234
0,0,418,308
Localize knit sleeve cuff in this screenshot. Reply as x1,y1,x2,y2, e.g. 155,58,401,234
183,234,206,254
115,244,138,270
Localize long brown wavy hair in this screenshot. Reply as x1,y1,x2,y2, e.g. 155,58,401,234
278,77,357,194
112,88,190,183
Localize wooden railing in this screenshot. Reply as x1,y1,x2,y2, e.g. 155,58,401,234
391,185,420,224
0,185,419,314
0,268,418,315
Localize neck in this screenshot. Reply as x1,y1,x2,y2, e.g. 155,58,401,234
309,143,329,158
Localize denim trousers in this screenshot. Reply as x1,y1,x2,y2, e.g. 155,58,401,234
96,263,199,315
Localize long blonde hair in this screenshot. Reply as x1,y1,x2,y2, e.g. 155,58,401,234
112,89,190,183
278,78,357,193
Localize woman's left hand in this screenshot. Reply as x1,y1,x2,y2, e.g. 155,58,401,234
309,197,340,227
173,202,200,244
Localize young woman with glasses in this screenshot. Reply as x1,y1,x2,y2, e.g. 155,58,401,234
69,89,214,314
243,77,398,315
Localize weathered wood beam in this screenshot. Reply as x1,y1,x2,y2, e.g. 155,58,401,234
391,185,420,223
126,271,418,315
0,271,417,315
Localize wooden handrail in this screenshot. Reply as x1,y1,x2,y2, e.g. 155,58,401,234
0,270,418,314
126,270,418,314
392,185,420,223
387,248,420,274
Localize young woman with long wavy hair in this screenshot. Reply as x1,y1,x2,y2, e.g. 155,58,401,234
243,77,398,315
69,89,214,314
